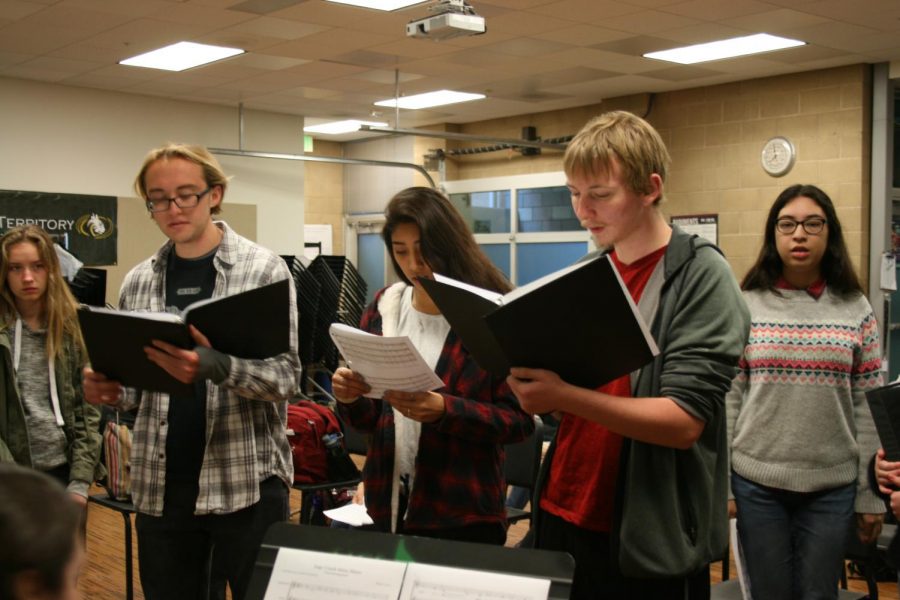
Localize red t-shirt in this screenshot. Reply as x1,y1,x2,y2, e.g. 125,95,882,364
540,245,667,532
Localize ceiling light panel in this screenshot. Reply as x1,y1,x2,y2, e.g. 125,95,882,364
120,42,244,72
643,33,805,65
375,90,485,109
304,119,389,134
325,0,426,10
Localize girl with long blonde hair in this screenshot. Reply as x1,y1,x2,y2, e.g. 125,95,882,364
0,225,101,506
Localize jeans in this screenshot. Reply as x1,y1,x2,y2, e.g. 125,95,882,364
506,485,531,509
135,476,289,600
731,472,855,600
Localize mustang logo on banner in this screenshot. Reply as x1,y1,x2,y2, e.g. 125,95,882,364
0,189,117,266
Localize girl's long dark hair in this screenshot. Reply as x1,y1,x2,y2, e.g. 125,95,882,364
741,183,862,296
383,187,512,294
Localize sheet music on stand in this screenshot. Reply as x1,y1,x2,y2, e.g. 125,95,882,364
246,523,574,600
263,547,550,600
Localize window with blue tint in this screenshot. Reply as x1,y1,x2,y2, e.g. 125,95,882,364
357,233,384,306
517,186,580,233
516,242,589,286
449,191,511,233
480,243,511,280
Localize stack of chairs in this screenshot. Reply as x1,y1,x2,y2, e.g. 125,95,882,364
281,255,320,373
68,267,108,307
315,255,367,335
308,256,343,373
281,255,367,400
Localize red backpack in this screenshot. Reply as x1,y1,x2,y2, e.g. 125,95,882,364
287,400,342,484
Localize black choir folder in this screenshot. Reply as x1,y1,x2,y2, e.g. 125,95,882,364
418,255,659,389
77,279,290,396
866,382,900,461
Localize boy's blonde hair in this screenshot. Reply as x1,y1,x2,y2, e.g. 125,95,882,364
563,110,670,203
134,143,229,215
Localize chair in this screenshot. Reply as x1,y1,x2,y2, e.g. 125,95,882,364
503,416,544,525
291,404,367,525
843,519,881,600
88,493,136,600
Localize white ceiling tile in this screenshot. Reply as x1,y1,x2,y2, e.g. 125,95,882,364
60,70,149,90
346,69,423,84
224,53,309,70
56,0,175,18
479,37,571,57
368,38,460,59
220,16,328,40
528,0,643,22
0,0,898,128
594,9,699,33
16,55,102,76
2,63,72,81
662,0,773,21
723,8,830,32
0,1,47,19
532,24,632,47
480,9,576,35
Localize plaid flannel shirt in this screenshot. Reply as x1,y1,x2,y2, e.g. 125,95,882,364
118,222,300,516
338,283,534,532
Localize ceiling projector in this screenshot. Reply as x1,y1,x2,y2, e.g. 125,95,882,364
406,0,486,41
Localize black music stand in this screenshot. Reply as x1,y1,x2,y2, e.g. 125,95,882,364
246,522,574,600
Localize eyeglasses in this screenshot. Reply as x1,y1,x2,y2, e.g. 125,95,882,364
145,187,212,213
775,217,827,236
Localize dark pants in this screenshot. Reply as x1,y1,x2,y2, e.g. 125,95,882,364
395,485,507,546
537,510,710,600
402,521,507,545
135,476,289,600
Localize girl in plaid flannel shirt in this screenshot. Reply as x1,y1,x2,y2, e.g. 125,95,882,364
333,187,534,543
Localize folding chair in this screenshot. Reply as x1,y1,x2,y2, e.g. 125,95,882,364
503,416,544,525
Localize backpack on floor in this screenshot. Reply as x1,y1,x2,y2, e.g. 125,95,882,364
287,400,344,484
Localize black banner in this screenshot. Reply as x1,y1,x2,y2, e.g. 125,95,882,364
0,189,117,266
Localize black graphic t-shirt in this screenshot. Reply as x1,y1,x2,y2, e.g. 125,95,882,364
164,248,217,486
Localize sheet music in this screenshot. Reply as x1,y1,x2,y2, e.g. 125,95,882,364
399,563,550,600
329,323,444,399
323,502,374,526
264,547,407,600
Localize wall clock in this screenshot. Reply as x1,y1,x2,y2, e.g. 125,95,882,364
761,136,796,177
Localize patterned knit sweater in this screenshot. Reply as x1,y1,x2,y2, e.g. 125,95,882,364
725,287,884,513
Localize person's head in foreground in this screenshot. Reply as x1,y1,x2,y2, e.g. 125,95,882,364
0,463,84,600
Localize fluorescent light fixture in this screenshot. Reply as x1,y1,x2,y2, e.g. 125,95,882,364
643,33,805,65
304,120,389,135
326,0,425,10
119,41,244,72
375,90,485,110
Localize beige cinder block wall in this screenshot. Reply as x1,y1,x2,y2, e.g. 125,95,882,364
449,64,873,288
304,140,346,255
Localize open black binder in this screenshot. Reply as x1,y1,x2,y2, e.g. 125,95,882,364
78,279,291,396
246,522,574,600
419,254,658,389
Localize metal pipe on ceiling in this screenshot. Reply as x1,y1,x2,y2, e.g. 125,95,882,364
358,125,568,150
208,147,436,188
